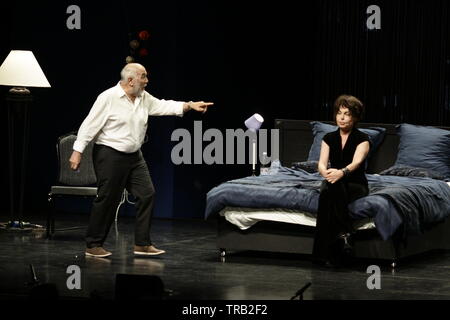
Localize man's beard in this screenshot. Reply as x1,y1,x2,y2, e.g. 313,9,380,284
132,85,144,96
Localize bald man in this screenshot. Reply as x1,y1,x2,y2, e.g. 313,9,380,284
69,63,213,258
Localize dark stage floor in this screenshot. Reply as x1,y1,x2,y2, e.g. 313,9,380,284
0,212,449,301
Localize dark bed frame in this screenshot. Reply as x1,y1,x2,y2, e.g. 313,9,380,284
216,120,450,267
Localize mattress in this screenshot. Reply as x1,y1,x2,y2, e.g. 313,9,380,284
219,206,376,231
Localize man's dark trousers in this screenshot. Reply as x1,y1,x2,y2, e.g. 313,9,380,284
86,144,155,248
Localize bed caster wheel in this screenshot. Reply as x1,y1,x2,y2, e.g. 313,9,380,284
219,249,226,257
391,261,397,269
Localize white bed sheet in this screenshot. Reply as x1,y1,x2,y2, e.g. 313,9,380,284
220,207,376,231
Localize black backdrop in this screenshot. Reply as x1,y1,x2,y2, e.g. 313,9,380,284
0,0,449,219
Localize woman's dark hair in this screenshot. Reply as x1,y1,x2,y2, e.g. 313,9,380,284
333,95,364,125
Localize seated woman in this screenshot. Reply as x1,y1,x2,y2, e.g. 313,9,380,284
312,94,370,267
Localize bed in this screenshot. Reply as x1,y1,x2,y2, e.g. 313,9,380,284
205,120,450,267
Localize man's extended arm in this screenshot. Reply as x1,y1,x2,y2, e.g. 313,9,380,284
183,101,214,113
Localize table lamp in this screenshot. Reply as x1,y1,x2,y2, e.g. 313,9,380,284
244,113,264,176
0,50,51,231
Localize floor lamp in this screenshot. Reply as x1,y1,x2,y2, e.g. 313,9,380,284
244,113,264,176
0,50,51,231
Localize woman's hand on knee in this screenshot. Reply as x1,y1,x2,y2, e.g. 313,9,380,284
324,169,344,184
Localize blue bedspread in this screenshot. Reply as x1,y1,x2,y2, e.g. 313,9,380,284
205,161,450,240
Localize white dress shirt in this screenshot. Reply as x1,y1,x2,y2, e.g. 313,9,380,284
73,82,184,153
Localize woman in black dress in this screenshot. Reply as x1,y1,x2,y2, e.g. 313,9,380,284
312,95,371,267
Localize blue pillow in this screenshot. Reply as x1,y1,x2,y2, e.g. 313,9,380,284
379,165,446,180
307,121,386,162
395,123,450,179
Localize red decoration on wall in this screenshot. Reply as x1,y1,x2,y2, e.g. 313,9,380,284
138,48,149,57
138,30,150,41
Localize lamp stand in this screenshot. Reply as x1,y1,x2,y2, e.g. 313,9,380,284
251,139,256,176
4,87,39,232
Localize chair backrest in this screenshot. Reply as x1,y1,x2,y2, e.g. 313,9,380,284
56,133,97,186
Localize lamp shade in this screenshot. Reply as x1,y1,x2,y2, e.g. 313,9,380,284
244,113,264,132
0,50,51,87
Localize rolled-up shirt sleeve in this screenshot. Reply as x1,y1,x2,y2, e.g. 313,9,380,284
73,94,110,153
147,94,184,117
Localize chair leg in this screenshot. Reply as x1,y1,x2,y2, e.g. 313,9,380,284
51,215,55,237
47,193,56,239
47,193,53,239
46,214,51,239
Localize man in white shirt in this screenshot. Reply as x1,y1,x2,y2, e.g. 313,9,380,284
69,63,213,258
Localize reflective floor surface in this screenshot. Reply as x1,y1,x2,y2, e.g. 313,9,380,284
0,212,449,300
